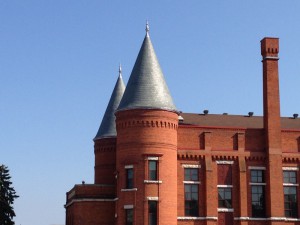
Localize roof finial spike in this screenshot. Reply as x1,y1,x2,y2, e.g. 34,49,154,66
118,63,122,78
146,20,150,37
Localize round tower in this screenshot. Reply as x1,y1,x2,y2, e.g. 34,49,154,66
115,24,179,225
94,66,125,184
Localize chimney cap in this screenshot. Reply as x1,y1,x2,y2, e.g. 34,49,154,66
248,112,254,117
203,110,209,115
293,113,298,119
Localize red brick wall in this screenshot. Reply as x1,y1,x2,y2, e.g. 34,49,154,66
115,109,178,225
94,138,116,184
66,201,115,225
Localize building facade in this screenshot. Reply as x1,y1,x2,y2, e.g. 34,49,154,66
65,26,300,225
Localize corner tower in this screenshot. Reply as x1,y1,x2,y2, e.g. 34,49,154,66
94,66,125,184
115,24,179,225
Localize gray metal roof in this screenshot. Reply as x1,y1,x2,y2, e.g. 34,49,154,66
117,32,177,112
94,69,125,140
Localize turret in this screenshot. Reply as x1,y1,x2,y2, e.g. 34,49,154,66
94,66,125,184
115,23,179,225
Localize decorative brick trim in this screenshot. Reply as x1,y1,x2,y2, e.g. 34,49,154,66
177,154,204,160
245,155,266,161
213,155,238,160
116,120,178,130
94,146,116,153
283,157,300,163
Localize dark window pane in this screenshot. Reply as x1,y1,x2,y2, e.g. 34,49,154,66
284,187,298,218
148,201,157,225
125,209,133,225
218,188,232,208
149,161,157,180
251,170,264,183
251,185,265,217
184,168,199,181
184,184,198,216
283,171,297,184
126,169,134,189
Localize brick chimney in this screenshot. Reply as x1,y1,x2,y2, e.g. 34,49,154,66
261,37,282,153
261,37,284,219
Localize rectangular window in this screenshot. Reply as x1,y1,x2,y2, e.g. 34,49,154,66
250,169,265,217
283,171,297,184
218,187,232,208
251,185,265,217
125,209,133,225
149,161,158,180
284,186,298,218
184,184,199,216
184,168,198,181
148,201,157,225
283,170,298,218
126,168,133,189
251,170,264,183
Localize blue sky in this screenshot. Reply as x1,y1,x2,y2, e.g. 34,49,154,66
1,1,300,225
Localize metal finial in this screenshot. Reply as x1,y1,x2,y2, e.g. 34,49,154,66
146,20,149,37
118,63,122,78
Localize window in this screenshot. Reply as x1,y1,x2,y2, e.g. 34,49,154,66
184,168,198,181
126,168,133,189
148,201,157,225
284,187,298,218
283,170,298,218
251,185,265,217
184,184,198,216
218,188,232,208
125,209,133,225
251,170,264,183
149,161,157,180
283,171,297,184
250,169,265,217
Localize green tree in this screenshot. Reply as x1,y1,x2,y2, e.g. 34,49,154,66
0,165,19,225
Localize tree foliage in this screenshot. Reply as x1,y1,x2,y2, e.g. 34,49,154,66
0,165,19,225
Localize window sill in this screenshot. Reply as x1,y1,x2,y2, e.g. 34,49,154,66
177,216,217,220
121,188,137,192
183,181,201,184
144,180,162,184
249,182,266,186
218,208,234,212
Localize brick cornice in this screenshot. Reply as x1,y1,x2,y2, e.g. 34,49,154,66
116,119,178,130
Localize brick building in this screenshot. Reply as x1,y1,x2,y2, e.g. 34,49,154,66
65,25,300,225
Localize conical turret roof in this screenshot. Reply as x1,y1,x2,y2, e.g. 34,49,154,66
94,66,125,140
117,24,177,113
